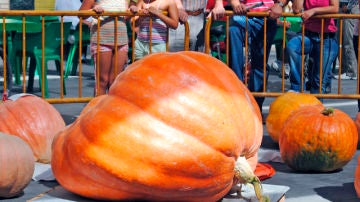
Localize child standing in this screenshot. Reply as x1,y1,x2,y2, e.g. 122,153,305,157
80,0,129,96
131,0,178,60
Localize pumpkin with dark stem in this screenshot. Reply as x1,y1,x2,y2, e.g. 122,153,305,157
279,105,358,172
51,51,266,201
266,92,322,143
0,132,35,198
0,94,65,163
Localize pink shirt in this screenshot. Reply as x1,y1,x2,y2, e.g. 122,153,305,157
241,0,275,12
303,0,337,33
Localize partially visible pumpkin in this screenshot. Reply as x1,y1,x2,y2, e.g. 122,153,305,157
355,112,360,138
266,92,322,143
354,155,360,197
0,132,35,198
51,51,266,201
0,94,65,163
279,105,358,172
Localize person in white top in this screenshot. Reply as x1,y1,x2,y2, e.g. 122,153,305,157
54,0,92,61
55,0,82,30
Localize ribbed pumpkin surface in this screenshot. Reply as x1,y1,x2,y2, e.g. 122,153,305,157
0,132,34,198
0,94,65,163
51,51,263,201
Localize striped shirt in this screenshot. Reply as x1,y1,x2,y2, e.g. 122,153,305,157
90,0,129,46
181,0,207,11
138,17,168,43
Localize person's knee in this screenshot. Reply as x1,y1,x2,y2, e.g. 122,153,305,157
286,40,298,54
229,26,240,37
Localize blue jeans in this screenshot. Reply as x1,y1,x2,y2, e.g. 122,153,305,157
229,16,277,110
286,32,338,93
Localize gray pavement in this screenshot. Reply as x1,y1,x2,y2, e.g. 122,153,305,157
1,48,360,201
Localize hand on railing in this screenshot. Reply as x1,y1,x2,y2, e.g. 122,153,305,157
129,5,138,13
268,2,284,19
92,5,105,14
230,1,247,15
301,9,315,21
177,8,188,24
209,3,226,20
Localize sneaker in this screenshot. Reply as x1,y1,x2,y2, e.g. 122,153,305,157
287,89,299,93
284,64,290,78
270,60,282,72
278,63,290,79
333,73,352,80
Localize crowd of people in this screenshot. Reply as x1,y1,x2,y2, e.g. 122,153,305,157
55,0,360,114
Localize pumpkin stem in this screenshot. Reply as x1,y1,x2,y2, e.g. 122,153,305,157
234,156,269,202
321,107,334,116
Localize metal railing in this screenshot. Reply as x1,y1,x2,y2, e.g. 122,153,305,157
0,10,189,103
205,11,360,100
1,10,360,104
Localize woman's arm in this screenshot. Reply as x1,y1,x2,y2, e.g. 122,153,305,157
301,0,339,21
131,0,144,26
147,0,179,29
79,0,95,10
129,0,138,12
230,0,247,14
309,0,339,14
79,0,96,21
211,0,225,20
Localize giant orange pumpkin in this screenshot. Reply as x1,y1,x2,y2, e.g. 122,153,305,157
279,105,358,172
51,51,265,201
0,94,65,163
266,92,322,142
0,132,35,198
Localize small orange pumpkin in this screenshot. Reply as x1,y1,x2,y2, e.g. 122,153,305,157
266,92,322,142
279,105,358,172
0,94,65,163
0,132,35,198
51,51,265,201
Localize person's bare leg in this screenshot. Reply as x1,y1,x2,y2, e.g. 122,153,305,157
96,51,113,95
109,49,128,86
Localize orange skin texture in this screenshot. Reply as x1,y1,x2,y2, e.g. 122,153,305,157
51,51,263,201
0,94,65,163
266,92,322,143
0,132,35,198
355,112,360,138
355,155,360,197
353,113,360,197
279,105,358,172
